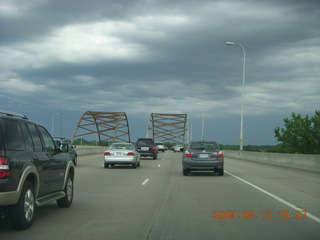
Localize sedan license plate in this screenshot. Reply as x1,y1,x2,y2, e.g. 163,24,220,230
199,154,209,158
141,147,149,151
115,152,124,156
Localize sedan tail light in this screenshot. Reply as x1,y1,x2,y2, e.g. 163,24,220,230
104,152,111,156
0,157,10,178
184,151,192,158
217,151,223,158
127,152,135,156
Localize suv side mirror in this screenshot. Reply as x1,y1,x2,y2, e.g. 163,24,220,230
60,143,69,152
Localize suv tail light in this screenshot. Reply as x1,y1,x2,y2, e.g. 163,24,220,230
151,147,157,151
0,157,10,178
127,152,135,156
217,151,223,158
184,151,192,158
104,152,111,156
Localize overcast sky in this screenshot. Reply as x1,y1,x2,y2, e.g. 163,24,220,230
0,0,319,145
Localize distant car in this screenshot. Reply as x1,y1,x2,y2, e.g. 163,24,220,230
182,140,224,176
173,144,184,152
156,142,166,152
54,138,77,166
135,138,158,159
104,143,141,168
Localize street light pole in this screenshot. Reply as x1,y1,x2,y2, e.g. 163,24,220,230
226,42,246,151
201,112,204,141
51,113,60,137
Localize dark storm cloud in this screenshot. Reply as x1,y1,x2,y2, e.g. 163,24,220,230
0,0,319,144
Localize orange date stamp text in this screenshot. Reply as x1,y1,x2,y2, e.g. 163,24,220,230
211,210,308,220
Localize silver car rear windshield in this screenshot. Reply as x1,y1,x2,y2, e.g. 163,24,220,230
109,144,133,150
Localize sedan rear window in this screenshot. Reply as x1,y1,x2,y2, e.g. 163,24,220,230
110,144,133,150
190,142,219,150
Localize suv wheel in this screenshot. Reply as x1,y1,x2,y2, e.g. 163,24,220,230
9,180,35,230
183,168,189,176
218,169,224,176
73,155,77,166
57,173,74,208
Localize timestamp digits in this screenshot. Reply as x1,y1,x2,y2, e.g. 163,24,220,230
211,210,307,220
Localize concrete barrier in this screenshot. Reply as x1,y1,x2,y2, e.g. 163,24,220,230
75,145,106,156
224,150,320,173
74,146,320,173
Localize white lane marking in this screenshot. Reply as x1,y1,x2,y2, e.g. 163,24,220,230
158,164,161,167
142,179,149,185
225,170,320,224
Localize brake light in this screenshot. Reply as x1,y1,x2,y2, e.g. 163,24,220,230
184,151,191,158
151,147,157,151
104,152,111,156
0,157,10,178
127,152,134,156
217,151,223,158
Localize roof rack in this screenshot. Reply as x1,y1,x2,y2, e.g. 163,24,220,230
0,110,28,119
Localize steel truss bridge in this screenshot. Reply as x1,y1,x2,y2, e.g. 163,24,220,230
147,113,188,144
72,111,130,144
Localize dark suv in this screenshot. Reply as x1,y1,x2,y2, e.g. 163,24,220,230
0,110,75,230
135,138,158,159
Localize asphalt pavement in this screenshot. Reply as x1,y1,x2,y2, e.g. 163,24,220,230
1,151,319,240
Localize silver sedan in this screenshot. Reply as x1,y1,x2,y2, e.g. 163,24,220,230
104,143,141,169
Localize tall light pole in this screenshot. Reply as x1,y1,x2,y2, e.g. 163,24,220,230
51,113,60,137
226,41,246,151
201,112,204,141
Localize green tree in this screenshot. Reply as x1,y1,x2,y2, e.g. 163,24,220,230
274,111,320,154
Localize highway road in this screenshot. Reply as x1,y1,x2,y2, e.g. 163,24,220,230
1,151,320,239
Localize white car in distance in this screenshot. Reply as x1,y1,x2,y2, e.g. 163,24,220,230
104,143,141,168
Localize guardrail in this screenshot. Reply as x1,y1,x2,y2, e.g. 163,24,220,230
224,150,320,173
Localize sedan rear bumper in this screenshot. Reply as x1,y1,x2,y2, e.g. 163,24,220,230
183,160,223,171
186,166,223,171
104,157,135,164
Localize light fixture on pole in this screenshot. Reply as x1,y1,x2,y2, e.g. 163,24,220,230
226,41,246,151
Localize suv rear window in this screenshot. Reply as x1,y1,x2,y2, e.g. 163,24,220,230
0,119,26,150
136,139,155,146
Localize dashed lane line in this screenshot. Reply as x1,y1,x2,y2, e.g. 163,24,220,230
141,178,149,185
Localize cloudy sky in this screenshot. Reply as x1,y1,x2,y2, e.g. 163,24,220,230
0,0,319,145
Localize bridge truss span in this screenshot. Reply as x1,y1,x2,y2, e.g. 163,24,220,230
147,113,188,144
72,111,130,144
